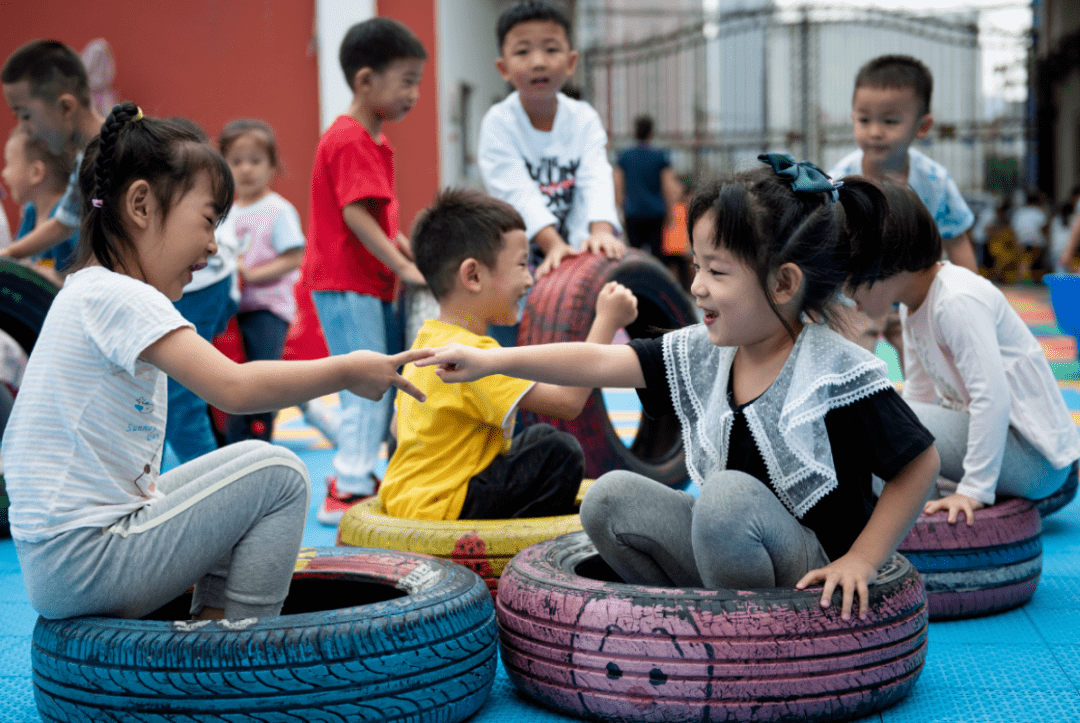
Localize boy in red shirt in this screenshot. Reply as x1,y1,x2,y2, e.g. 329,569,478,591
304,17,427,524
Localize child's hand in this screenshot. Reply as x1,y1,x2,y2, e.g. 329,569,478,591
414,343,491,383
595,281,638,329
923,492,985,525
396,233,414,261
582,230,627,260
795,553,878,621
345,348,434,402
536,241,579,279
397,260,427,287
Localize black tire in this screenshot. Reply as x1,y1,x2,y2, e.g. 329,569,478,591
519,250,696,486
32,546,497,722
0,258,59,356
497,531,927,723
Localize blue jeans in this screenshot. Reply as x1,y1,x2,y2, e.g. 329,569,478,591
167,277,237,464
312,291,400,495
225,310,291,444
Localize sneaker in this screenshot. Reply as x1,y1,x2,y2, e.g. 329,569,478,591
316,474,378,526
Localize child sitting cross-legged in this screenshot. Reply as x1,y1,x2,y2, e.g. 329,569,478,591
379,188,638,521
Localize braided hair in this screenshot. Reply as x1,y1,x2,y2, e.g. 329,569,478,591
74,101,234,276
686,167,887,339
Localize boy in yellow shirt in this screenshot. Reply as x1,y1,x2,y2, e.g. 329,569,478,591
380,189,637,520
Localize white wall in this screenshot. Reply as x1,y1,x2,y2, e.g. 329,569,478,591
316,0,377,132
436,0,513,188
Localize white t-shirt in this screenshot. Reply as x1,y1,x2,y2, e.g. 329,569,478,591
830,147,974,240
1011,205,1048,248
478,91,621,250
2,266,192,542
228,192,306,322
900,262,1080,504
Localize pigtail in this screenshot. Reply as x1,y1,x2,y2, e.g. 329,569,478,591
74,101,142,273
834,177,889,289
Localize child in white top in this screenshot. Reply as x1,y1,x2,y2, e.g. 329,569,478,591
421,155,939,620
478,0,624,278
217,119,305,444
846,182,1080,525
1,103,430,620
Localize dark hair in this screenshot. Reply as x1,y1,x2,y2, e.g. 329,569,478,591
497,0,573,51
854,54,933,116
1,39,91,106
7,126,72,190
412,188,526,300
339,17,428,87
687,166,887,338
74,102,234,276
844,181,940,289
633,115,653,142
219,118,279,168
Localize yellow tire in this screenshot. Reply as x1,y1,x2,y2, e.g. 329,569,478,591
337,496,585,597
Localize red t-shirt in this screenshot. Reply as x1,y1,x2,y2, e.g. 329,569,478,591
303,115,398,300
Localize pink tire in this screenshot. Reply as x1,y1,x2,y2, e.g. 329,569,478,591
898,497,1042,619
496,531,927,723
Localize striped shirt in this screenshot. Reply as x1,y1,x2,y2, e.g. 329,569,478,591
2,266,192,542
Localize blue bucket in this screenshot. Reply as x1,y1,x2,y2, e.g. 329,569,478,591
1045,273,1080,339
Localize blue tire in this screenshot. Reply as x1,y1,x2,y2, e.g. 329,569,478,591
31,546,497,722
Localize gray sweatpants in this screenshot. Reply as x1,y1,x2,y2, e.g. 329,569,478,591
907,400,1071,501
580,469,829,589
16,440,310,620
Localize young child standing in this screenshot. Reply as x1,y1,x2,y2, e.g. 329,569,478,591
846,183,1080,525
420,155,940,619
380,188,637,521
1,127,77,278
478,0,625,279
1,103,430,621
218,119,305,444
830,55,976,271
303,17,428,525
1,39,104,263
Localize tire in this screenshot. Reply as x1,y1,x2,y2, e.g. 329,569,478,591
0,258,59,356
338,497,582,597
1033,463,1078,517
496,531,927,723
898,497,1042,620
518,250,697,486
32,546,497,722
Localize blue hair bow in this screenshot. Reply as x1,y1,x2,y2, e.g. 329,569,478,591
758,153,842,202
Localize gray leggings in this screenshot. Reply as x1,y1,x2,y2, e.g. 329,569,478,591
907,400,1071,500
580,469,829,589
16,440,310,620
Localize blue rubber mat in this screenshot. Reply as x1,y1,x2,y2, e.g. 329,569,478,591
5,283,1080,722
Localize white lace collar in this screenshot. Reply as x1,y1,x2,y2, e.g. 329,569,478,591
662,322,893,518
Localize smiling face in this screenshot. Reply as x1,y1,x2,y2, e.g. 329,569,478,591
690,210,788,348
133,172,221,301
365,57,424,124
497,20,578,106
2,80,72,155
223,132,275,205
851,85,932,173
482,228,533,326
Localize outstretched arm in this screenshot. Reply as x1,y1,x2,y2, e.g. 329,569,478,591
141,326,431,414
519,281,638,418
796,444,939,620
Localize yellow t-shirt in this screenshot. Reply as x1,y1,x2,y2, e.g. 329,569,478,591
379,319,535,520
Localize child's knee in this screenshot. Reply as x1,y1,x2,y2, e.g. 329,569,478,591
580,472,628,535
697,471,770,525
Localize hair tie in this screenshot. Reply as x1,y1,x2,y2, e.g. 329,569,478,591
91,198,103,208
758,153,841,202
133,107,143,121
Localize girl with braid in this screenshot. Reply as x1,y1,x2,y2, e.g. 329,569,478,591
421,155,940,620
1,103,432,621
